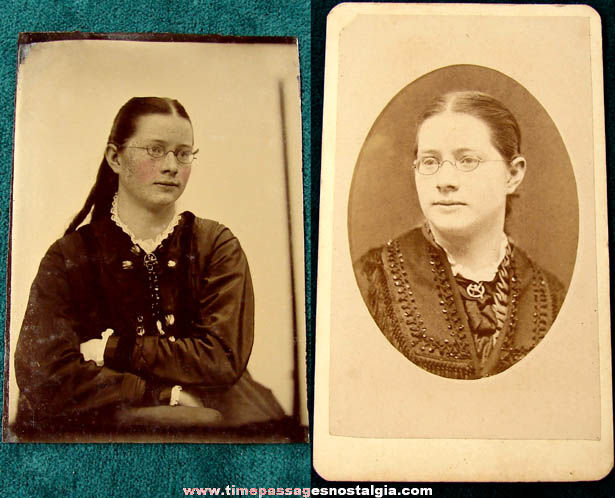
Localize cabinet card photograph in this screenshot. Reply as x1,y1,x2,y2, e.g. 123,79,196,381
4,33,307,443
314,3,612,481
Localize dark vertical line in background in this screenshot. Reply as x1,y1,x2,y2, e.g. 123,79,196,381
278,79,301,425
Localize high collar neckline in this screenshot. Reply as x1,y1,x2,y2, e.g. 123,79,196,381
110,193,182,254
423,222,510,283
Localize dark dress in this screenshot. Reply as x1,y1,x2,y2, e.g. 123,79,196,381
14,212,286,437
354,227,567,379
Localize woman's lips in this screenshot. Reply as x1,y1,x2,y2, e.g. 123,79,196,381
433,200,466,206
154,181,179,187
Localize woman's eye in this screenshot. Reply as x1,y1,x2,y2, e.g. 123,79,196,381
421,157,439,166
459,156,479,167
177,150,191,160
149,145,164,156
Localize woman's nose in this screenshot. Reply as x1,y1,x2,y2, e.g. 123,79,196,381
435,159,460,191
160,151,180,173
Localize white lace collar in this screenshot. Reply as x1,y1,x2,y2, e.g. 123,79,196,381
110,193,181,254
429,225,509,283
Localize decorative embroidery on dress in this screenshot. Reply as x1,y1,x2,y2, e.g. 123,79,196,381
498,261,547,371
381,239,474,378
372,229,561,378
111,193,181,254
424,223,516,361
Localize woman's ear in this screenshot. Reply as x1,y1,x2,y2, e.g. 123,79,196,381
105,144,122,174
506,156,526,194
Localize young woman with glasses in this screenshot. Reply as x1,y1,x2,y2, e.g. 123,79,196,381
14,97,285,435
355,91,566,380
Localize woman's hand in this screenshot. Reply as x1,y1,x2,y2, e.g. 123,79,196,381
80,329,114,366
157,386,204,407
176,390,204,408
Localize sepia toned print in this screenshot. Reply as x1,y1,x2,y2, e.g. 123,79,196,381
350,70,576,380
314,3,611,482
5,33,307,443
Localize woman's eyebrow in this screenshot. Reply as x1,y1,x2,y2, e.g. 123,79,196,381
417,149,441,156
453,147,480,155
140,138,167,145
144,138,192,148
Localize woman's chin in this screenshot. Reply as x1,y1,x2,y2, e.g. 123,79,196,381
143,190,182,209
429,217,477,239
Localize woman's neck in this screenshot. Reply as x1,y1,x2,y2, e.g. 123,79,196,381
429,222,506,277
115,192,175,241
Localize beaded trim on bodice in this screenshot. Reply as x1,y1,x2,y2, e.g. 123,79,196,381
383,238,476,378
367,229,562,379
498,260,553,367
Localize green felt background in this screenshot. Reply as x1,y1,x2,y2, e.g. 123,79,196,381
0,0,311,495
2,0,614,495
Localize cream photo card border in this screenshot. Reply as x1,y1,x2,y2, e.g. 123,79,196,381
314,3,611,481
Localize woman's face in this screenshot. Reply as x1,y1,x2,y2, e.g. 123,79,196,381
109,112,193,211
414,111,522,238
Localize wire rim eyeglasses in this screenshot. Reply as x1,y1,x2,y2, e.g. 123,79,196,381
119,144,199,165
413,157,508,175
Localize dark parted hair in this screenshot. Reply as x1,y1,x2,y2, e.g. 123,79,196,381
65,97,191,235
414,91,522,162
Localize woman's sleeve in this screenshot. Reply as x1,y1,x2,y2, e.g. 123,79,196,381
354,247,391,326
354,246,405,350
104,224,254,389
14,240,147,416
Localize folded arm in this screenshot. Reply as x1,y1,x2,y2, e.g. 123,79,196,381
103,223,255,390
15,240,147,417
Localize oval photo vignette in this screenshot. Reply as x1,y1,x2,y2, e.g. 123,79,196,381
348,64,579,380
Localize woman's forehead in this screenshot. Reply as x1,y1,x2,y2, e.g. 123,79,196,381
131,113,193,144
416,111,496,153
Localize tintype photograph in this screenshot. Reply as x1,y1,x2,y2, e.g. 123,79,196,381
4,33,307,443
314,3,611,481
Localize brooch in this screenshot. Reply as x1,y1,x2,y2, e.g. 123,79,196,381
466,282,486,300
